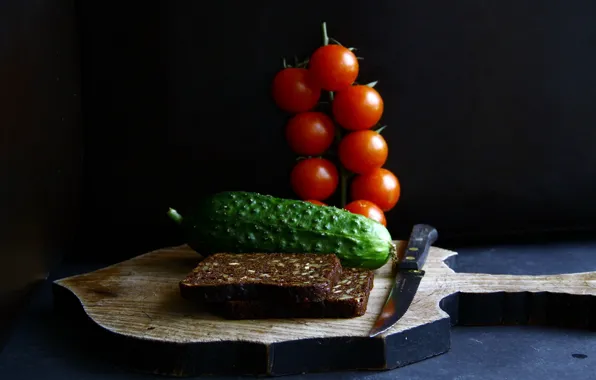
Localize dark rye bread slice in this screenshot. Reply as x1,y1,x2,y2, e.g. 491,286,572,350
179,252,342,303
212,268,375,319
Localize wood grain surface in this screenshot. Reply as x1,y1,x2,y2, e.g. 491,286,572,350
52,243,596,377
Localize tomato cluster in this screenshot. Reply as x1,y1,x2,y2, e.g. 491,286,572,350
271,24,400,227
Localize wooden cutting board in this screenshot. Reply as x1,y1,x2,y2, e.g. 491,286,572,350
52,242,596,377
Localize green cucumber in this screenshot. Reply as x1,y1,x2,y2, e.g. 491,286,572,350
167,191,395,269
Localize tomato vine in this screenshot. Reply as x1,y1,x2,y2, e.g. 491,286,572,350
320,22,349,208
272,22,401,226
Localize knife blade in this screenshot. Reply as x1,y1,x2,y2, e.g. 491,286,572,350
369,224,438,337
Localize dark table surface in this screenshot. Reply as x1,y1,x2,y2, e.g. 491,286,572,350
2,240,596,380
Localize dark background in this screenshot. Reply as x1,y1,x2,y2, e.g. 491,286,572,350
2,0,596,350
77,0,596,262
0,0,82,348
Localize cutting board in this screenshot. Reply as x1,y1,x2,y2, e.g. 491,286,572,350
52,242,596,377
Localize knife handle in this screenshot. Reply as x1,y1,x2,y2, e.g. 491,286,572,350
397,224,438,270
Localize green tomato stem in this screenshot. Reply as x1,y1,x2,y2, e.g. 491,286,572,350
340,168,348,208
322,22,329,46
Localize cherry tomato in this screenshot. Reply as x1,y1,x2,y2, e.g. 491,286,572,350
338,130,388,174
350,168,400,211
285,112,335,156
344,200,387,226
272,68,321,113
332,85,384,131
290,158,339,201
305,199,327,206
308,45,359,92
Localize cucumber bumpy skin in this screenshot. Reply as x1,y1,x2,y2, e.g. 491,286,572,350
168,191,396,269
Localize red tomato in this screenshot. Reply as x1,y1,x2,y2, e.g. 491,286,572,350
285,112,335,156
305,199,327,206
332,85,384,131
308,45,359,92
344,200,387,226
290,158,339,201
350,168,400,211
272,68,321,113
338,130,388,174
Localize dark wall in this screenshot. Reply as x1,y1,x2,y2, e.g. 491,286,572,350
0,0,82,345
78,0,596,261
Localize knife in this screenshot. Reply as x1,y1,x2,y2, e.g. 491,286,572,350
369,224,439,337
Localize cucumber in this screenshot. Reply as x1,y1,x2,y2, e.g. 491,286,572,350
167,191,395,269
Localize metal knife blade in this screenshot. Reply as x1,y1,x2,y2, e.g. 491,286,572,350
369,224,438,337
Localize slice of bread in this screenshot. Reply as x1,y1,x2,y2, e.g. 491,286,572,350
213,268,375,319
179,252,342,303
